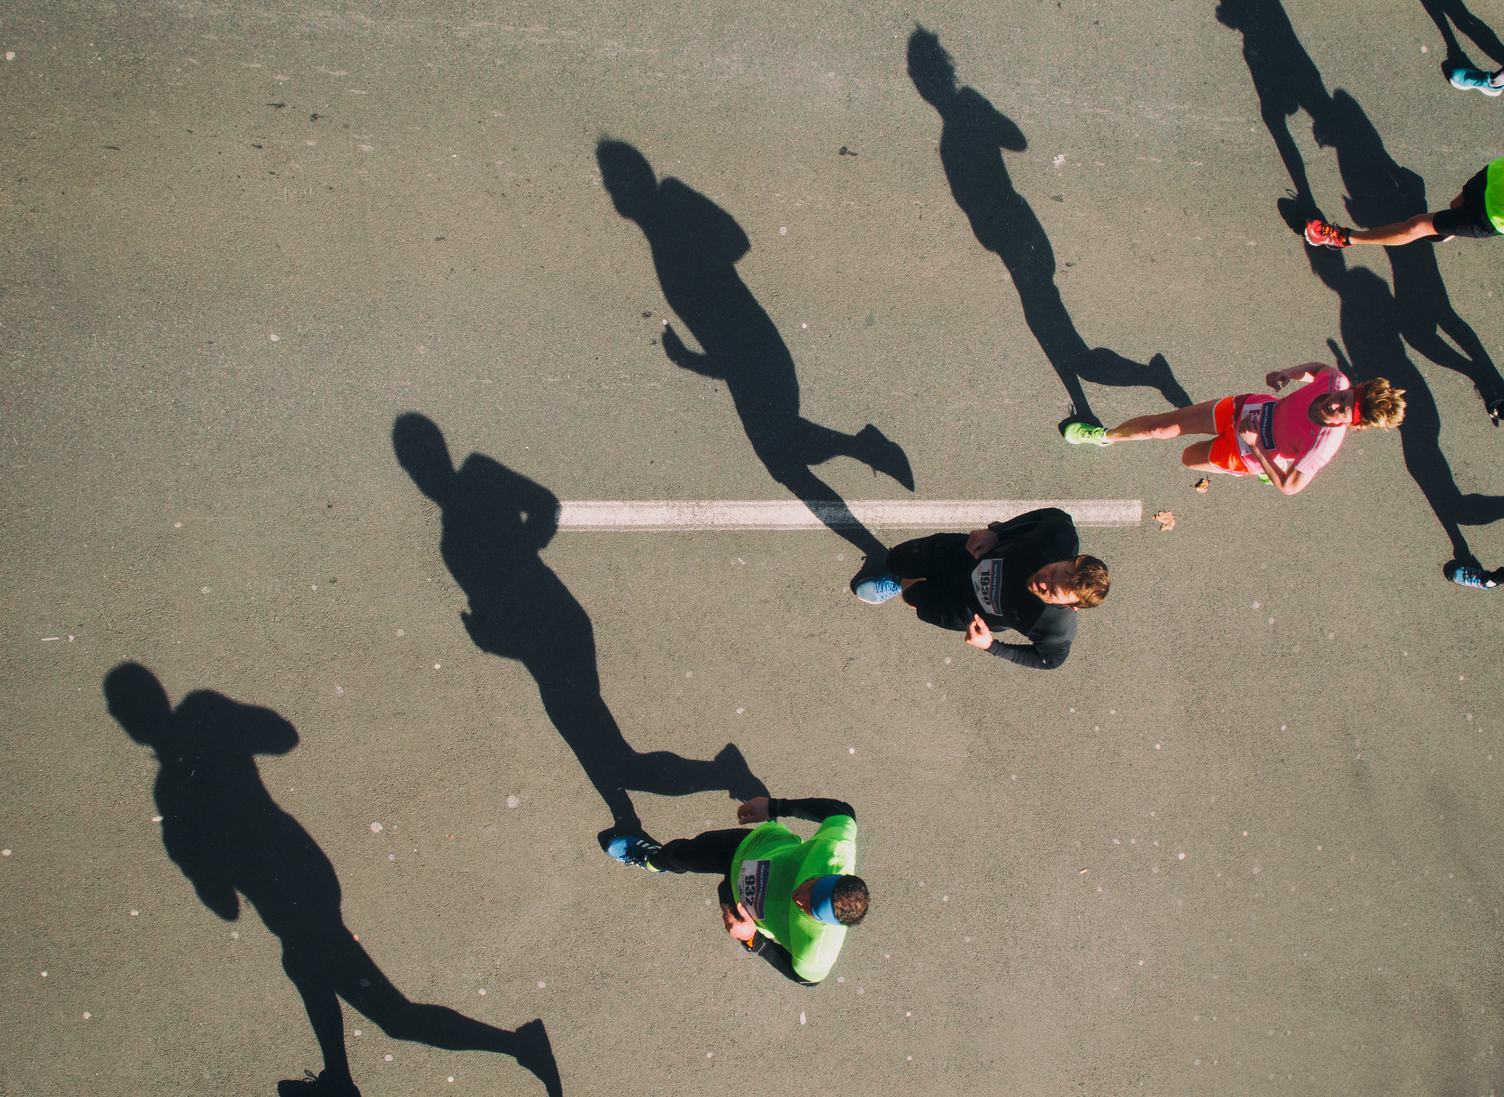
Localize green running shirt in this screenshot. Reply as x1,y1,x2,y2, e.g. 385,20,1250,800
731,813,857,983
1486,158,1504,235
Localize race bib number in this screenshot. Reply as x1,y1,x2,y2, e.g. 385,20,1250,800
738,859,770,920
1240,400,1277,450
971,558,1005,616
1256,402,1277,451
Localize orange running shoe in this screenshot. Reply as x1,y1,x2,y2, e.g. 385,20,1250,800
1304,218,1351,249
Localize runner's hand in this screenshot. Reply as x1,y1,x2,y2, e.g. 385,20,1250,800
1266,369,1289,391
722,902,757,941
965,528,999,558
965,614,994,650
737,796,771,824
1239,425,1259,446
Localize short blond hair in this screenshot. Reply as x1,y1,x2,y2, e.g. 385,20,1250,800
1071,555,1110,608
1354,378,1406,430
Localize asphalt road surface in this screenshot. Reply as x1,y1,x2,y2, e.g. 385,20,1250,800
3,1,1502,1095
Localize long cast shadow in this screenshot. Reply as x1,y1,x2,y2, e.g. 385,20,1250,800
105,663,561,1097
906,26,1190,429
1223,2,1504,566
595,139,912,565
1215,0,1334,231
393,413,768,843
1420,0,1504,77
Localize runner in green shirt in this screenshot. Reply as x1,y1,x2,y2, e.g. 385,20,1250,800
605,796,866,985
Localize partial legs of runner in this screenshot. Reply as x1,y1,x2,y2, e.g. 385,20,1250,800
1347,212,1442,247
1104,399,1220,443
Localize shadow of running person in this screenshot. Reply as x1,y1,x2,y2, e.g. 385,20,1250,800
1420,0,1504,84
1215,0,1336,232
905,26,1190,432
104,662,561,1097
595,139,913,567
392,412,769,846
1297,90,1504,571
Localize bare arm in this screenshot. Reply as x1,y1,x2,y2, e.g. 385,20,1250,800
1241,430,1311,495
1266,363,1329,392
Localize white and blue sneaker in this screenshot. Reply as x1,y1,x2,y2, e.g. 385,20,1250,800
605,833,662,870
854,574,903,604
1447,65,1503,96
1445,562,1500,590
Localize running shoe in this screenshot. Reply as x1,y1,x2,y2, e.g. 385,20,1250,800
854,574,903,604
1447,65,1504,96
1487,398,1503,426
605,833,663,870
1061,420,1111,446
1445,562,1500,590
1304,218,1351,248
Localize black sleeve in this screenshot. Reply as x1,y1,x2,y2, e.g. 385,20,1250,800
768,797,856,823
749,935,819,986
987,639,1069,670
988,507,1077,560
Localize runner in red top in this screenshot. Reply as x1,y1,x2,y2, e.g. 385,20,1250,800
1061,365,1406,495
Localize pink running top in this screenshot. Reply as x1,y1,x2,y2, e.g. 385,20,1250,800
1272,367,1349,475
1237,367,1350,477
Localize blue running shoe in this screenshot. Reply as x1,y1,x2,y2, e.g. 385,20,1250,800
1445,562,1500,590
1448,65,1503,96
605,833,662,870
854,574,903,604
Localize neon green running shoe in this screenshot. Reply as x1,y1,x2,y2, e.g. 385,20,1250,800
1061,420,1111,446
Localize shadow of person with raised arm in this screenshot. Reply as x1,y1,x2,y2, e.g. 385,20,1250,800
393,412,768,845
1420,0,1504,85
105,663,561,1097
905,26,1190,431
595,139,912,566
1215,0,1335,231
1298,90,1504,570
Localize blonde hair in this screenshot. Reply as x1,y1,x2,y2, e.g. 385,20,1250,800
1071,555,1110,608
1354,378,1406,430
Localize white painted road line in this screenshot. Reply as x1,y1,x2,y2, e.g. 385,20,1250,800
557,500,1142,530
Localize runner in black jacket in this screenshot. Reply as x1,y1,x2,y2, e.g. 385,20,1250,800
854,508,1109,670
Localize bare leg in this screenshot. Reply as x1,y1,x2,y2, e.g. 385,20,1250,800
1105,399,1220,442
1348,212,1440,247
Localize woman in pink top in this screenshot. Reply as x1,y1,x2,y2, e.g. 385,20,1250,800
1061,365,1406,495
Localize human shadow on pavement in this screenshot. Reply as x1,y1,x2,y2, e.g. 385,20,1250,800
1298,92,1504,567
1420,0,1504,79
393,412,769,843
906,26,1190,431
1215,0,1334,230
595,139,912,567
104,662,561,1097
